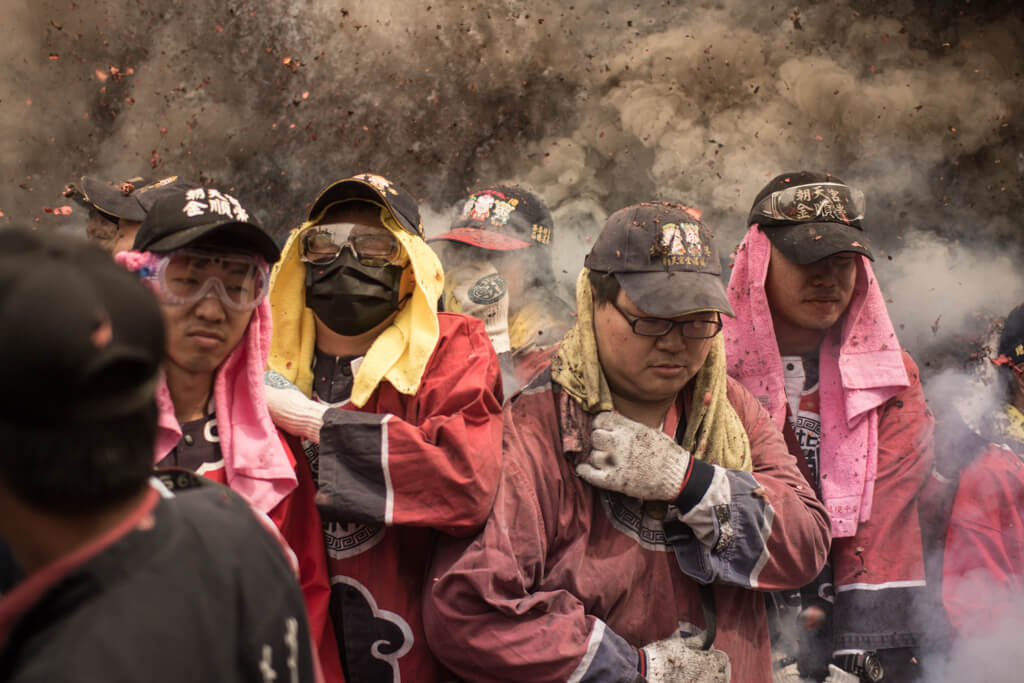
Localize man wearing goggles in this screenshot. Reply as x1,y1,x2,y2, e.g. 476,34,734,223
264,173,504,683
723,172,934,683
152,248,270,312
117,188,343,682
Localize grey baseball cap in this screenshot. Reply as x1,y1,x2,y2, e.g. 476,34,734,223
584,202,734,318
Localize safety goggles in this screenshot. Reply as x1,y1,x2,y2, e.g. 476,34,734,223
611,300,722,339
300,221,408,267
147,248,269,312
752,182,865,225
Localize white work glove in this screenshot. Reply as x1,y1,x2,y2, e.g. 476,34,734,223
264,370,328,444
445,261,510,353
640,631,731,683
575,411,692,501
823,664,861,683
773,661,806,683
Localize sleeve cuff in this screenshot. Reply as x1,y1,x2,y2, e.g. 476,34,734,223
673,459,716,514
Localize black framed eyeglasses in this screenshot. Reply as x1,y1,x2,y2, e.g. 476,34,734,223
610,300,722,339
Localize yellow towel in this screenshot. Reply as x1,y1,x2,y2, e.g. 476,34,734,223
1005,404,1024,445
508,299,571,356
552,268,751,471
268,202,445,407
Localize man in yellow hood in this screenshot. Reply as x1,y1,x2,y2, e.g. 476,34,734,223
263,173,504,683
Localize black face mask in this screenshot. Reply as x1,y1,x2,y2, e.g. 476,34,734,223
305,251,405,336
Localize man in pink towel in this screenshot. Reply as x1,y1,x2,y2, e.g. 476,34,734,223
119,189,344,682
724,172,935,682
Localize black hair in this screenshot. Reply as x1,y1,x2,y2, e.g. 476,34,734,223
0,402,157,516
587,269,620,307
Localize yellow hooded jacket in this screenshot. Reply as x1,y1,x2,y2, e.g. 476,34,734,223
267,201,445,408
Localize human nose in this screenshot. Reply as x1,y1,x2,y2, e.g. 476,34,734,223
653,323,689,350
809,260,841,287
193,290,228,321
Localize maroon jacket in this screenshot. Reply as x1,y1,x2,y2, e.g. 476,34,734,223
423,370,830,682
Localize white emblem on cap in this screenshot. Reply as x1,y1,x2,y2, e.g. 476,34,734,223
661,224,688,256
682,223,702,255
181,188,248,221
660,222,709,266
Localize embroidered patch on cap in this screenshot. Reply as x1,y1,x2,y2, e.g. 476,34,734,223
461,190,520,227
655,222,710,267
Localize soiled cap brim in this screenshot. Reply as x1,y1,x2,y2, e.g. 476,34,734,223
80,177,147,222
614,270,735,318
762,222,873,265
428,227,531,251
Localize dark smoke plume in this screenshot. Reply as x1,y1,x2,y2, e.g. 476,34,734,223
4,0,1021,364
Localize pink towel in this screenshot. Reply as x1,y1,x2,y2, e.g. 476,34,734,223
117,250,297,514
723,226,909,537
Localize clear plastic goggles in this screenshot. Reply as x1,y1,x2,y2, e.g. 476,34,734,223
752,182,865,225
300,221,407,267
150,248,269,312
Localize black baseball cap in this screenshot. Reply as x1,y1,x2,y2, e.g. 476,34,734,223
584,202,734,318
430,185,554,251
748,171,874,264
77,175,196,222
0,229,165,426
998,304,1024,370
133,188,280,263
308,173,422,236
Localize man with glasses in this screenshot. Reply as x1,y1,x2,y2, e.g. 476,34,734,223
116,188,343,681
422,202,830,682
723,172,935,682
263,173,504,682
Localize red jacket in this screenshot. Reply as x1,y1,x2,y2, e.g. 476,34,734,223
943,443,1024,635
423,371,830,682
310,313,504,682
827,352,934,651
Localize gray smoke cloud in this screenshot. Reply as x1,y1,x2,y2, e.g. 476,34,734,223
925,583,1024,683
3,1,1024,677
